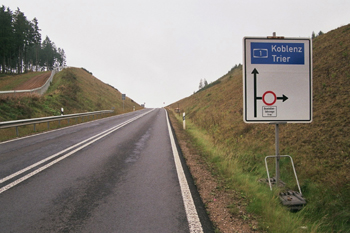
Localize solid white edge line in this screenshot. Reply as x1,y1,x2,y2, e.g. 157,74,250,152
0,109,155,194
165,109,204,233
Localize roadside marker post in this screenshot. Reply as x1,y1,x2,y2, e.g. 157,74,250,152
243,34,312,204
183,112,186,130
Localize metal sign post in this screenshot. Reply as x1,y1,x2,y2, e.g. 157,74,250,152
274,123,282,186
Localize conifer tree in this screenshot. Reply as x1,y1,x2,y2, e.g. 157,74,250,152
204,79,208,87
0,6,13,73
199,79,203,90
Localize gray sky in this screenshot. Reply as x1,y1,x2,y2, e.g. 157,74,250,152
3,0,349,107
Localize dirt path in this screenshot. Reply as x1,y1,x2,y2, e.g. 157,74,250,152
167,110,259,233
14,72,50,90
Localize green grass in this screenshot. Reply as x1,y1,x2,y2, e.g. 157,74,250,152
171,110,321,232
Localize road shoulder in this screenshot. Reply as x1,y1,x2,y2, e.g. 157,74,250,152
167,109,259,233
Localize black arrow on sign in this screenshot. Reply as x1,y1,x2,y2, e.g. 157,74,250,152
277,94,289,102
252,68,289,118
252,68,259,117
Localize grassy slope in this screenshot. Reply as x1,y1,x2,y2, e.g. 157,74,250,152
168,24,350,232
0,71,51,91
0,67,142,121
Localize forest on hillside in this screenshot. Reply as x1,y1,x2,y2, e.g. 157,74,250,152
0,6,66,74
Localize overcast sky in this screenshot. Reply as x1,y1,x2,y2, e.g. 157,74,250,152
3,0,350,107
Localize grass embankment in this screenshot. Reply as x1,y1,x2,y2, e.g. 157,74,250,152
168,24,350,232
0,67,141,141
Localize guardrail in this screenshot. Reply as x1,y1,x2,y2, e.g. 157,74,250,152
0,69,57,96
0,110,114,137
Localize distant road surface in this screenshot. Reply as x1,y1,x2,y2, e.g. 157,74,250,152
0,108,213,233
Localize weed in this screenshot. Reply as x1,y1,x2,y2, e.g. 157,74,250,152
227,203,239,215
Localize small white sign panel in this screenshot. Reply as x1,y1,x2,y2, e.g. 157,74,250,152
243,37,312,123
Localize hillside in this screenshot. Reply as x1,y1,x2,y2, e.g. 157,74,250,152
168,24,350,232
0,67,141,121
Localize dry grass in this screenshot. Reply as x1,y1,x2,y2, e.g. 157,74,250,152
47,68,141,114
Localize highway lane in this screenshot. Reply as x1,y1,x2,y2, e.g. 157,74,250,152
0,108,213,232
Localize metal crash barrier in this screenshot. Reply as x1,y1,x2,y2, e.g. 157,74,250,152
0,110,114,137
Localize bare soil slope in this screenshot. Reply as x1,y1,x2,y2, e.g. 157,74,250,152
14,72,51,90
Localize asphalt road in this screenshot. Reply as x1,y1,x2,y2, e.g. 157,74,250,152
0,108,213,233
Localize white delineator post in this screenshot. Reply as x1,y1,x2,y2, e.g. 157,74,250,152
183,112,186,130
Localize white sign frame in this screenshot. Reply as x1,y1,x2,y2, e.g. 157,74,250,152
243,37,312,123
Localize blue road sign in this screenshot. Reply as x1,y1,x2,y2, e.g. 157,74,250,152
251,42,305,65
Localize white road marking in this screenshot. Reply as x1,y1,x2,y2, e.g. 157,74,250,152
0,109,154,194
165,109,204,233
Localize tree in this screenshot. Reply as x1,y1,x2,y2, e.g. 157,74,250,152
199,79,203,90
57,48,66,67
40,37,66,70
204,79,208,87
28,17,41,71
13,8,30,73
0,6,13,73
41,36,56,70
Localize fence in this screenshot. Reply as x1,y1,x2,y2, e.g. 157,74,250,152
0,110,114,137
